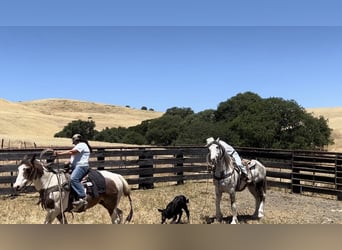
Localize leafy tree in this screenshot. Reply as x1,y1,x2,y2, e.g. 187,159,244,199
54,119,96,140
215,92,263,122
122,131,146,145
145,115,184,145
93,126,128,143
128,120,151,136
165,107,194,118
175,110,217,145
91,91,333,150
219,95,333,150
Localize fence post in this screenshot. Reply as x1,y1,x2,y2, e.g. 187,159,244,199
336,155,342,201
96,148,105,170
175,150,184,185
138,149,154,190
291,151,301,194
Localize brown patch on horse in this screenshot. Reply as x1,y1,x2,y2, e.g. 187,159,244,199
21,156,44,181
38,189,55,209
95,177,119,216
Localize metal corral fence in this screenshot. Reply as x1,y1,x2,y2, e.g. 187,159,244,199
1,146,342,200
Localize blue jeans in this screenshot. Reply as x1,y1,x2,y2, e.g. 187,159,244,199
232,152,248,175
70,165,89,198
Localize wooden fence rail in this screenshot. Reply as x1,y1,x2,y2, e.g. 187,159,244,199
1,146,342,200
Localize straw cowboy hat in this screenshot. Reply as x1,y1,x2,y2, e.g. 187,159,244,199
206,137,216,146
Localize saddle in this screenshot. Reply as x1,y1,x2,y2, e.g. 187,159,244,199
242,159,257,171
242,159,258,180
37,164,107,212
67,169,106,213
64,164,106,198
82,169,106,198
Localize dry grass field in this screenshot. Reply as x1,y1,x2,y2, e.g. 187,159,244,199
1,99,342,224
1,180,341,224
1,98,341,151
307,107,342,152
0,98,163,148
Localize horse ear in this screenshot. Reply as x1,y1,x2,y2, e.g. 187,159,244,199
158,209,164,213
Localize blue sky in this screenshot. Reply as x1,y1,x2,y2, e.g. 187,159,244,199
1,2,342,112
1,0,342,26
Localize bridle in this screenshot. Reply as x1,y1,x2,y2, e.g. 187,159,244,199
207,141,235,181
207,141,223,168
17,155,69,197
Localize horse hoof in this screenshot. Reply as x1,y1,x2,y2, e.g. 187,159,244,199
252,214,264,220
216,217,223,223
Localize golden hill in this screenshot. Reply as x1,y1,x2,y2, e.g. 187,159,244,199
307,107,342,152
0,98,163,148
1,98,341,151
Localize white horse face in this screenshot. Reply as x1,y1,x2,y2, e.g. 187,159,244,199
208,143,221,165
13,163,30,191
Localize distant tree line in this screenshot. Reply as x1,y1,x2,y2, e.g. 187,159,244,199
55,92,334,150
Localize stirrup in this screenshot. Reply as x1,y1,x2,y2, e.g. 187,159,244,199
72,199,88,212
73,198,87,205
245,174,252,183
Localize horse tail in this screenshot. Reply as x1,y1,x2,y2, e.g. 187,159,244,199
259,160,267,194
117,175,133,223
263,174,267,194
257,160,267,195
118,174,131,197
125,194,133,223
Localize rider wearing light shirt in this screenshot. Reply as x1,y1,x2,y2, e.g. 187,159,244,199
56,134,92,209
71,141,91,168
206,137,251,182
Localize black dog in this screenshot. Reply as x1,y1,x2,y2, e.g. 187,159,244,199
158,195,190,224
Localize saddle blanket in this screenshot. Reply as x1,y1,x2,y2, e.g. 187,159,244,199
84,169,106,198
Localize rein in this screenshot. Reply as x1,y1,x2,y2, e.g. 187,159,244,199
25,157,69,224
208,141,235,182
213,171,233,181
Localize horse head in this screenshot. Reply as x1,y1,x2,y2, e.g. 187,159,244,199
207,140,225,169
13,154,44,191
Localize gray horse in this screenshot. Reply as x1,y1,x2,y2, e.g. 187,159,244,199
207,139,267,224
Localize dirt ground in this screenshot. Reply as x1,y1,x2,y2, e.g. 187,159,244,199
1,181,341,224
226,188,342,224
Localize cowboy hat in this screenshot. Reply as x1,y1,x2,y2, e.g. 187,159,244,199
72,134,82,144
206,137,215,146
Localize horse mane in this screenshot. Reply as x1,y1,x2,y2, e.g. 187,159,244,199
21,155,44,180
223,150,233,168
214,141,233,169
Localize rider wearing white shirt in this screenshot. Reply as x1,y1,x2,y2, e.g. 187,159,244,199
56,134,92,209
206,137,251,182
71,142,91,168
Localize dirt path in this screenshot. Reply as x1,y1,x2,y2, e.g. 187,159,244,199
256,189,342,224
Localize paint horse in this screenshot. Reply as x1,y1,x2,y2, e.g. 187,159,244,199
13,153,133,224
207,139,266,224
